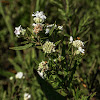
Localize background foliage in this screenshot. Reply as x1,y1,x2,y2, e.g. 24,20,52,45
0,0,100,100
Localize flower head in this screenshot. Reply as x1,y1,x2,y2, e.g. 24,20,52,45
24,93,31,100
72,40,84,48
37,61,48,78
15,72,24,79
42,41,56,53
32,11,46,23
14,25,25,37
33,23,43,34
38,61,48,72
14,25,22,36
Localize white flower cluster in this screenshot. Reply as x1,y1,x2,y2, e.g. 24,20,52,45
73,40,84,48
32,11,46,23
15,72,25,79
24,93,31,100
38,61,48,78
32,11,46,34
32,23,43,34
38,61,48,72
45,24,63,34
9,72,25,80
42,41,55,53
69,36,85,54
10,73,31,100
14,25,26,37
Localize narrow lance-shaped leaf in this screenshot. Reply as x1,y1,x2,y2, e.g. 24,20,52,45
9,43,33,50
27,27,35,36
0,68,14,77
49,22,56,36
8,58,22,72
66,0,69,15
55,40,61,46
36,46,42,49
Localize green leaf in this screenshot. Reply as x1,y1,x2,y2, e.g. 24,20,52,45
41,37,48,39
2,91,7,100
64,33,70,37
55,40,61,46
88,92,96,99
27,27,33,33
49,22,56,36
21,41,29,44
34,69,66,100
27,27,35,36
8,58,22,72
9,43,33,50
0,68,14,77
51,1,63,8
33,58,40,65
84,40,88,44
66,0,69,14
57,89,67,96
36,46,42,49
35,0,40,11
58,71,63,75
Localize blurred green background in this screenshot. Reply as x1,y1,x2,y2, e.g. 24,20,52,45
0,0,100,100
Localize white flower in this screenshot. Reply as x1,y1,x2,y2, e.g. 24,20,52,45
32,11,46,19
53,59,56,62
38,61,48,72
69,36,73,43
32,23,37,26
58,26,63,30
15,72,24,79
32,23,44,27
45,28,50,34
24,93,31,100
42,41,56,53
74,47,85,55
14,25,25,37
9,76,13,80
33,23,43,34
47,24,57,28
32,11,46,23
78,47,85,54
72,40,84,48
37,71,44,79
37,61,48,79
14,25,22,36
49,58,51,60
45,24,57,34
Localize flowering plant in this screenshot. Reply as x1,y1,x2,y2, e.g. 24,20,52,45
9,10,96,100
